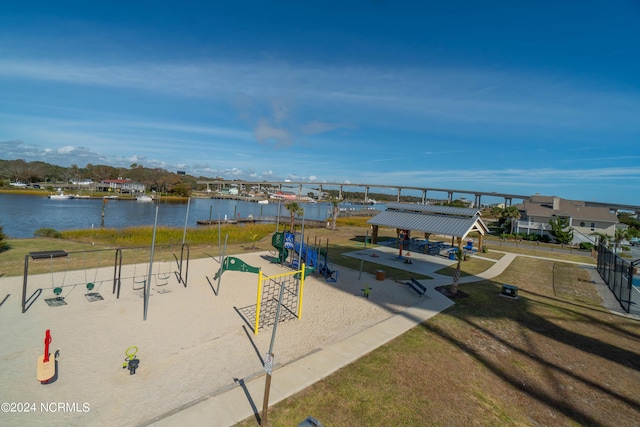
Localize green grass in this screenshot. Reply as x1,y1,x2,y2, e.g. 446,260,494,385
434,255,496,277
475,249,505,260
0,224,279,277
484,237,596,264
61,223,277,247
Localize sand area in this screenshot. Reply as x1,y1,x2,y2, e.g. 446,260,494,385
0,250,422,426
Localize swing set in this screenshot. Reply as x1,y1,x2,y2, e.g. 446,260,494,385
21,248,123,313
130,243,185,294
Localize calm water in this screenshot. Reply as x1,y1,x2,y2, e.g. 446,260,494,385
0,194,380,238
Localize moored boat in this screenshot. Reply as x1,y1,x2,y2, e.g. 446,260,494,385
48,189,72,200
136,195,154,202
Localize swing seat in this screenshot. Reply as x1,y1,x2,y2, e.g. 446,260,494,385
86,282,95,291
133,278,146,291
156,274,170,286
45,287,68,306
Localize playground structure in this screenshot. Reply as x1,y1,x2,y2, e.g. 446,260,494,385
213,256,261,280
21,244,191,316
270,231,338,282
207,255,261,296
122,346,140,375
251,265,306,334
291,237,338,282
36,329,56,384
270,231,289,264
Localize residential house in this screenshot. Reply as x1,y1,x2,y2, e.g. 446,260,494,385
515,195,618,245
98,178,146,194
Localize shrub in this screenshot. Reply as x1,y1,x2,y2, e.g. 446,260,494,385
539,235,551,243
34,228,62,238
579,242,595,250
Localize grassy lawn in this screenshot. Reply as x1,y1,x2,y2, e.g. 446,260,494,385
474,249,505,260
434,255,496,277
485,239,596,264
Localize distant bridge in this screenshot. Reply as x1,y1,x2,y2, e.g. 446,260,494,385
195,180,640,214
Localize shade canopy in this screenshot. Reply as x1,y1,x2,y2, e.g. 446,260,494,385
367,202,489,240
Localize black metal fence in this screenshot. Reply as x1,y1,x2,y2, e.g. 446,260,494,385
596,243,640,314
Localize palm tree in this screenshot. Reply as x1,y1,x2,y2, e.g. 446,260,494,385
590,232,610,248
285,202,304,233
613,228,629,253
501,206,521,234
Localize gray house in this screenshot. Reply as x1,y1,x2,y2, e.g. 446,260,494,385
515,195,617,245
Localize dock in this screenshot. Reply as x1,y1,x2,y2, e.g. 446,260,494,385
196,216,328,227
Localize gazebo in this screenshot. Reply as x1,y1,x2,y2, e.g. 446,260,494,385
367,202,489,252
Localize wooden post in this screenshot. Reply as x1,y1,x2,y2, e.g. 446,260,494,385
261,367,272,427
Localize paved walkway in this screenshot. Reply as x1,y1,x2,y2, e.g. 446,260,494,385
148,248,517,427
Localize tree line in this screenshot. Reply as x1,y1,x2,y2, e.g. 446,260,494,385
0,159,202,197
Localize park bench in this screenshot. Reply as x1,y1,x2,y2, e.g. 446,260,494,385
407,278,427,297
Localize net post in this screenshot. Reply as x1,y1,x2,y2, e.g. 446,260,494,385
22,254,29,313
254,269,263,334
297,263,305,319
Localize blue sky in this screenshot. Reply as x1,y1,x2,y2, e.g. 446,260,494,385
1,1,639,204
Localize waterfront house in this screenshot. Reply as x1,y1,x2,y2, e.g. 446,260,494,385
97,178,145,194
514,195,618,245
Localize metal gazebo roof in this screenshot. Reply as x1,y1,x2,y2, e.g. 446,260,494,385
368,203,488,239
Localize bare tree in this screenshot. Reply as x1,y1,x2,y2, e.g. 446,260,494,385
450,240,463,296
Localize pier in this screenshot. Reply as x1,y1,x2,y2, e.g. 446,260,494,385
196,216,328,227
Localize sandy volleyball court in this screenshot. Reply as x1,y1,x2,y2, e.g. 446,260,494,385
0,250,422,426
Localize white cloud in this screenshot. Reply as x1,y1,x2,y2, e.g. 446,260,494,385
57,146,76,154
254,120,292,147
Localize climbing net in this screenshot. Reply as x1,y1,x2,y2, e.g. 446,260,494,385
253,268,306,334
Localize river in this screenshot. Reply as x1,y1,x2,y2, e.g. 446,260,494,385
0,194,381,238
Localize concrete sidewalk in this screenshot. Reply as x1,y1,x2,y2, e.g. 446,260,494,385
148,250,518,427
